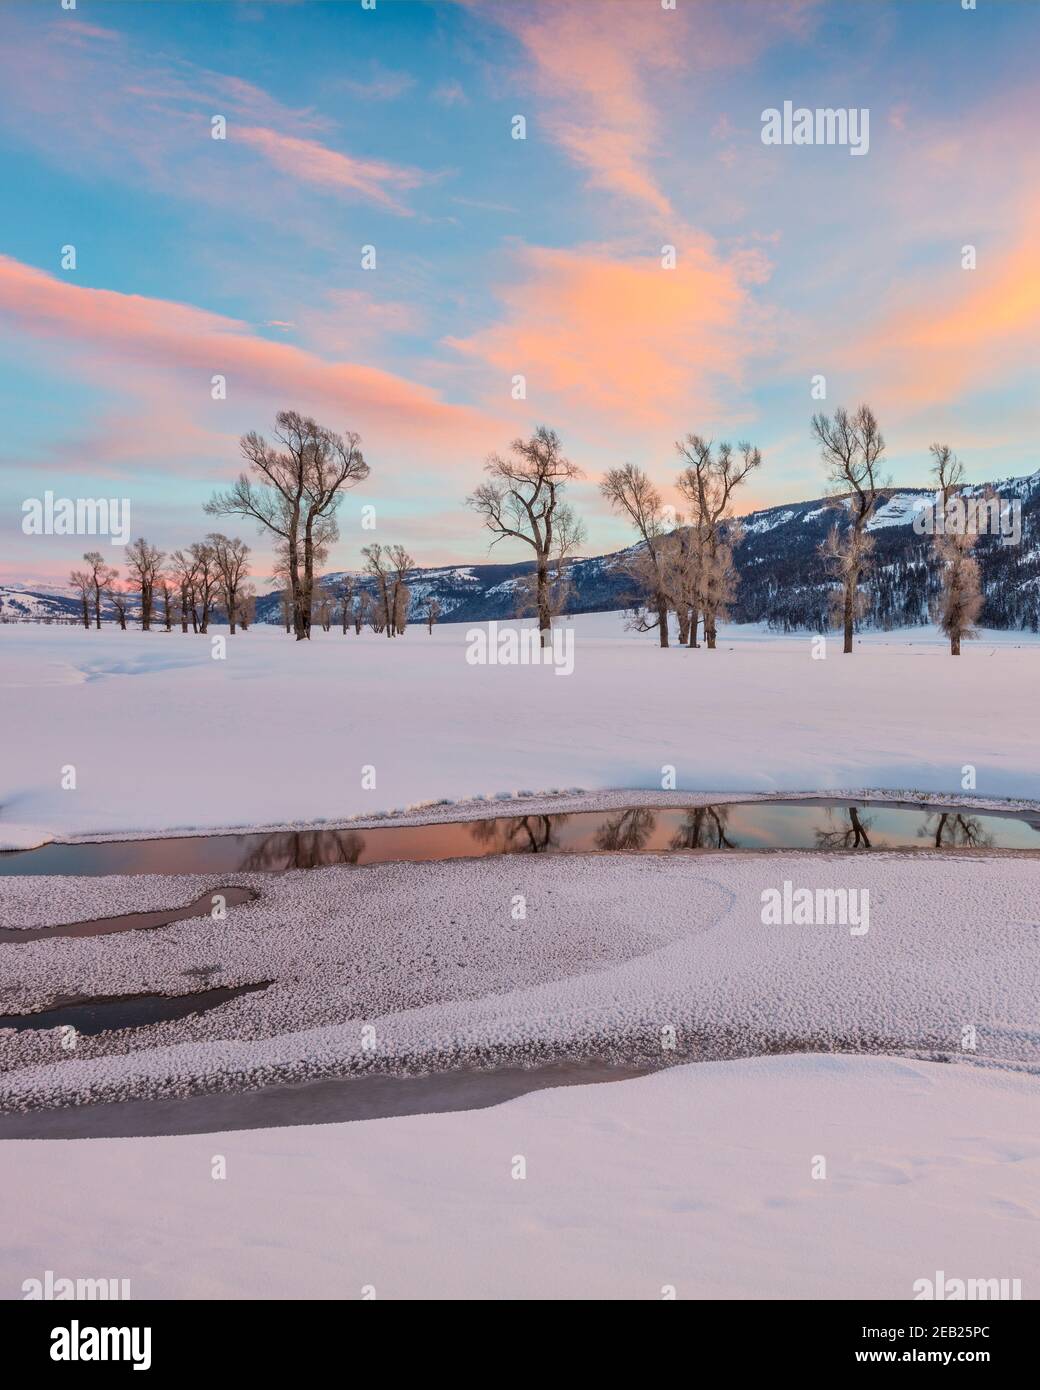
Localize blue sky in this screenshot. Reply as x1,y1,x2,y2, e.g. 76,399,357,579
1,0,1037,584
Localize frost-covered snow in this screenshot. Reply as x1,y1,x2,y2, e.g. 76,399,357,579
2,850,1037,1108
2,615,1039,849
1,1054,1037,1299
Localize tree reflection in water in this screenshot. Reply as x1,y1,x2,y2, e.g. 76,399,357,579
814,806,874,850
594,808,657,851
240,830,366,871
669,806,735,849
469,814,569,854
921,812,995,849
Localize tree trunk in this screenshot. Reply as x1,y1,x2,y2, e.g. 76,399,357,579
951,633,961,656
657,595,670,647
688,609,699,648
843,575,855,653
537,559,551,648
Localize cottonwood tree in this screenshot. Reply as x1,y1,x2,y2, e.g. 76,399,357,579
467,426,585,647
424,596,442,634
354,588,372,634
105,578,130,630
600,463,672,647
675,436,761,649
168,549,200,633
811,405,886,653
207,533,251,635
661,519,701,646
69,568,92,629
387,545,413,637
125,538,165,631
361,543,393,635
157,575,175,631
237,587,257,630
189,541,218,633
337,577,355,634
929,443,983,656
83,551,118,630
207,411,369,641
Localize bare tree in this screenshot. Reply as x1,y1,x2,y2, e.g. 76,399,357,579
69,568,92,629
354,587,372,634
157,575,175,631
168,550,200,634
467,426,585,647
207,533,251,635
236,587,257,631
600,463,672,647
675,436,761,649
388,545,413,637
929,443,983,656
811,405,887,653
105,577,130,630
424,596,442,634
83,551,118,630
361,543,394,636
207,410,369,641
337,576,354,634
124,538,165,632
190,541,218,633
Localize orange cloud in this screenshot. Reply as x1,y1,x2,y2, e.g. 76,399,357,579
446,240,772,432
836,196,1040,412
0,256,500,455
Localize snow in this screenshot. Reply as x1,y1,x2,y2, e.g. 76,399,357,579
2,614,1039,850
2,850,1037,1108
1,1054,1037,1299
742,508,796,534
866,493,933,530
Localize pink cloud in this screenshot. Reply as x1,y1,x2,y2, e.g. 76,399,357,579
0,256,503,459
446,239,773,434
236,126,430,213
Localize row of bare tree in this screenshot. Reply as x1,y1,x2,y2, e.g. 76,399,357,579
69,535,253,634
467,409,982,657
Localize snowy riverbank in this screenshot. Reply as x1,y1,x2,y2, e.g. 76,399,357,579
2,615,1040,849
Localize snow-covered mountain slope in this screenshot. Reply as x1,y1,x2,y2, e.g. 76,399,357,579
6,472,1038,633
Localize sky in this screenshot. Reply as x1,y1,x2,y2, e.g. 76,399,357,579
1,0,1038,586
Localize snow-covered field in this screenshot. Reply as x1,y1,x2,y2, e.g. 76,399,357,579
2,614,1039,849
2,851,1038,1109
2,613,1038,1300
3,1055,1038,1300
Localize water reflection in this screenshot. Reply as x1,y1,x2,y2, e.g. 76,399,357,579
921,812,995,850
238,830,365,872
669,806,735,850
470,813,570,854
1,799,1037,877
814,806,874,850
594,808,657,851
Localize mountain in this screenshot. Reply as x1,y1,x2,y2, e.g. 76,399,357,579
6,471,1039,634
272,469,1040,634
